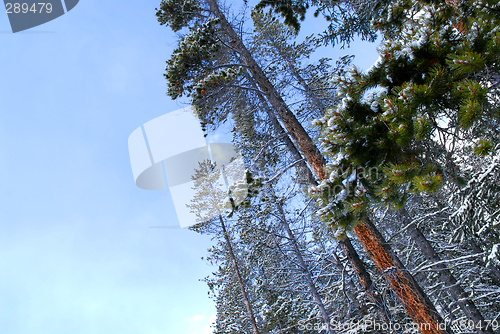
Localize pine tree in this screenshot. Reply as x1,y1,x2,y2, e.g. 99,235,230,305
204,84,379,332
264,183,336,333
227,100,352,332
251,9,347,120
255,0,391,46
309,0,500,333
157,2,448,333
449,148,500,272
239,13,399,328
205,245,258,333
187,160,260,334
236,184,338,333
407,193,500,324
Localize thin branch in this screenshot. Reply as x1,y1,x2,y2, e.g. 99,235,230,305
265,159,307,184
412,252,486,273
249,132,290,169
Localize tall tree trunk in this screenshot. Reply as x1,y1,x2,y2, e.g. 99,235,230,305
210,5,326,181
250,80,317,185
353,218,450,334
257,12,329,117
248,72,391,324
206,1,448,332
339,234,393,325
330,247,368,316
219,215,260,334
259,39,394,323
259,46,395,325
268,185,336,334
400,209,493,334
282,57,328,115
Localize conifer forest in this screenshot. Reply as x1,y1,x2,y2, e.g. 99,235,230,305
155,0,500,333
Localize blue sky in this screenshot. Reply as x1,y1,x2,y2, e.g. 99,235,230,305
0,1,379,333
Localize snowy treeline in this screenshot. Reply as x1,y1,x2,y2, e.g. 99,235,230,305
156,0,500,333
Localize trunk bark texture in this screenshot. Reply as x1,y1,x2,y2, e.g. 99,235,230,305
352,218,449,334
207,1,448,333
248,72,387,319
339,234,393,325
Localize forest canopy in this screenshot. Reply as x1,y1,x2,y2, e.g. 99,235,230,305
156,0,500,333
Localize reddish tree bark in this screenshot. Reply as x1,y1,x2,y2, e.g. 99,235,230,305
207,1,449,332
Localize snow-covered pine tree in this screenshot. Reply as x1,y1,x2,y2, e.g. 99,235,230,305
199,166,342,332
309,0,500,332
156,0,369,301
261,183,336,333
251,9,348,121
187,160,260,334
409,193,500,326
201,83,378,332
448,147,500,275
218,99,347,332
235,183,340,333
157,2,446,332
157,0,327,179
255,0,391,46
204,243,259,333
371,189,500,332
235,88,402,332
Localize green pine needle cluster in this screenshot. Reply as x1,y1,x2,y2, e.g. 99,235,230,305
311,0,500,230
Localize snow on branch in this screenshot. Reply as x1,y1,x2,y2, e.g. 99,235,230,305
265,159,306,184
412,252,486,273
249,132,290,170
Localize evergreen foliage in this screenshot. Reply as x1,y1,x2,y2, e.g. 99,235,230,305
313,0,500,231
156,0,500,332
255,0,391,46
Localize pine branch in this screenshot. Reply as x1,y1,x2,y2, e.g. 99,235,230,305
265,159,307,184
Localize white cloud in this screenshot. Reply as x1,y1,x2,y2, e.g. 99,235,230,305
184,314,216,334
202,315,216,334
